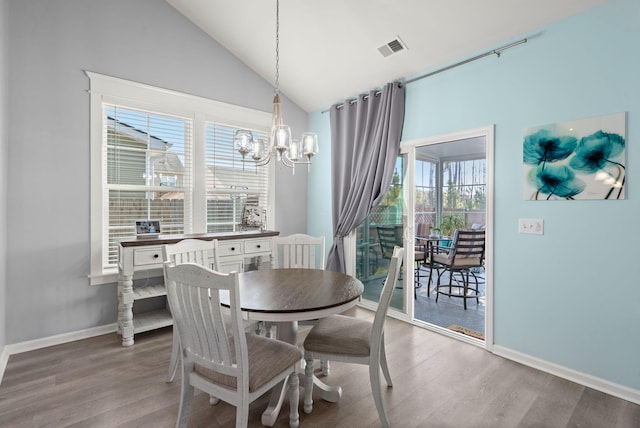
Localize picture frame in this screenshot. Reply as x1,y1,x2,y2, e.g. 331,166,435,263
241,205,265,230
523,112,626,200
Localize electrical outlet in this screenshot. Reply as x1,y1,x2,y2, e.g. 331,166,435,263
519,218,544,235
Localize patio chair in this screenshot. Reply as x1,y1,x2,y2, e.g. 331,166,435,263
376,224,403,281
433,229,485,309
302,246,404,428
165,263,301,428
414,223,431,297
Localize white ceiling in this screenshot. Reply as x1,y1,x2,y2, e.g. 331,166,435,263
166,0,610,113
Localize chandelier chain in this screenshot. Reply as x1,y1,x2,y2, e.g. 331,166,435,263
233,0,318,172
275,0,280,94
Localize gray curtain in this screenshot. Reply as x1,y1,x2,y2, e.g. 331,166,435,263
326,81,405,273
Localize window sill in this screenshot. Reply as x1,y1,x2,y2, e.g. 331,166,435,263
89,270,119,286
89,267,164,286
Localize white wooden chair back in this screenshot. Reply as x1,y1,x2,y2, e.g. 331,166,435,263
372,246,404,344
165,263,248,395
272,233,325,269
162,238,220,270
165,263,301,428
162,239,220,383
302,246,404,427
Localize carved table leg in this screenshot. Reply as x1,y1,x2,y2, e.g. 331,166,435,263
120,274,134,347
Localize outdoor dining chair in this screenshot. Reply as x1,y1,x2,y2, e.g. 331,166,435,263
432,229,485,309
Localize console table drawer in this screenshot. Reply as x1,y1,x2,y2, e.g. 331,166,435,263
245,238,271,254
218,241,244,257
133,248,163,266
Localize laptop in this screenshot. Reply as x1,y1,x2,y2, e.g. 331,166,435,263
135,220,161,238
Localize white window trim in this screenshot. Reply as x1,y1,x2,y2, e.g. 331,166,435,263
87,71,273,285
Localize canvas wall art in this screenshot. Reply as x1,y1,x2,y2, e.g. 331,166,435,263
523,112,626,200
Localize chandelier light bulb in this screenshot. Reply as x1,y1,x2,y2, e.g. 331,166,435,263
234,130,254,158
251,138,265,161
301,132,319,159
288,140,300,161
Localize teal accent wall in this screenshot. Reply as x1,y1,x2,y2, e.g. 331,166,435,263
308,0,640,392
307,111,333,247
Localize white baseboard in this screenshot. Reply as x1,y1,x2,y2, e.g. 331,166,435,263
493,345,640,406
4,323,117,357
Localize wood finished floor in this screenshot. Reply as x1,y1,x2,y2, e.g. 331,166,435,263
1,307,639,428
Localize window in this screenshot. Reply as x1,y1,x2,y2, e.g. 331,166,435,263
415,159,437,226
88,72,272,284
442,158,486,212
205,123,269,233
104,105,192,267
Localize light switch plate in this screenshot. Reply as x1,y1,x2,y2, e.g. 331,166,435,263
519,218,544,235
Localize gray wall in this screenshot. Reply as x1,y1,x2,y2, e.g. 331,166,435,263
0,0,8,351
6,0,308,344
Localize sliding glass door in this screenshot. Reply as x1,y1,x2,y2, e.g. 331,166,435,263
413,140,487,340
356,156,407,313
353,127,493,346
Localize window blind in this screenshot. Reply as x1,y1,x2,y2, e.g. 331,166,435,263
205,123,269,232
104,105,192,267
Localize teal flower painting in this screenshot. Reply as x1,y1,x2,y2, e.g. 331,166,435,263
523,112,626,200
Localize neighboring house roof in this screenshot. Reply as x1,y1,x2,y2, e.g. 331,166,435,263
107,116,173,151
108,116,185,176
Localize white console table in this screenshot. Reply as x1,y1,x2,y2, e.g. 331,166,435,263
117,230,279,347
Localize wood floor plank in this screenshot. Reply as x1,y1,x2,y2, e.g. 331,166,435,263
1,307,638,428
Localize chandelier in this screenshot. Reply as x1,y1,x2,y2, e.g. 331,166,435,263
234,0,318,173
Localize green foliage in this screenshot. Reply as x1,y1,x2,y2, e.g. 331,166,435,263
438,212,466,236
381,171,402,207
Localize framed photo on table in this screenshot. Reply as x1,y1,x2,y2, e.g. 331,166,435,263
241,205,265,230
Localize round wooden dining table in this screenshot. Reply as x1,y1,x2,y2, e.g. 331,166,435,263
222,268,364,426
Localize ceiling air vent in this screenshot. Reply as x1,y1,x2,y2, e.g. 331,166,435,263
377,37,407,58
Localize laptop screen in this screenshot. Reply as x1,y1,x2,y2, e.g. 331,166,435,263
135,220,161,236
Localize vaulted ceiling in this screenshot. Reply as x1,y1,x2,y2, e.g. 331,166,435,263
167,0,610,112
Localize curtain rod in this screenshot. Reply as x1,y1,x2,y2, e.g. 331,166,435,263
322,37,527,114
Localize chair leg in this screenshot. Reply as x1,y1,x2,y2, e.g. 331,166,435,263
369,357,390,428
304,358,314,414
458,269,466,310
176,363,194,428
435,269,445,302
380,336,393,387
167,329,180,383
470,270,480,304
288,372,300,428
236,397,249,428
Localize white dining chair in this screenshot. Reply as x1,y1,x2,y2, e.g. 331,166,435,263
302,246,404,428
271,233,325,269
271,233,330,373
165,263,302,428
163,239,220,383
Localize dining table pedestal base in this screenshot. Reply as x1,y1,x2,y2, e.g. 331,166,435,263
260,320,343,426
